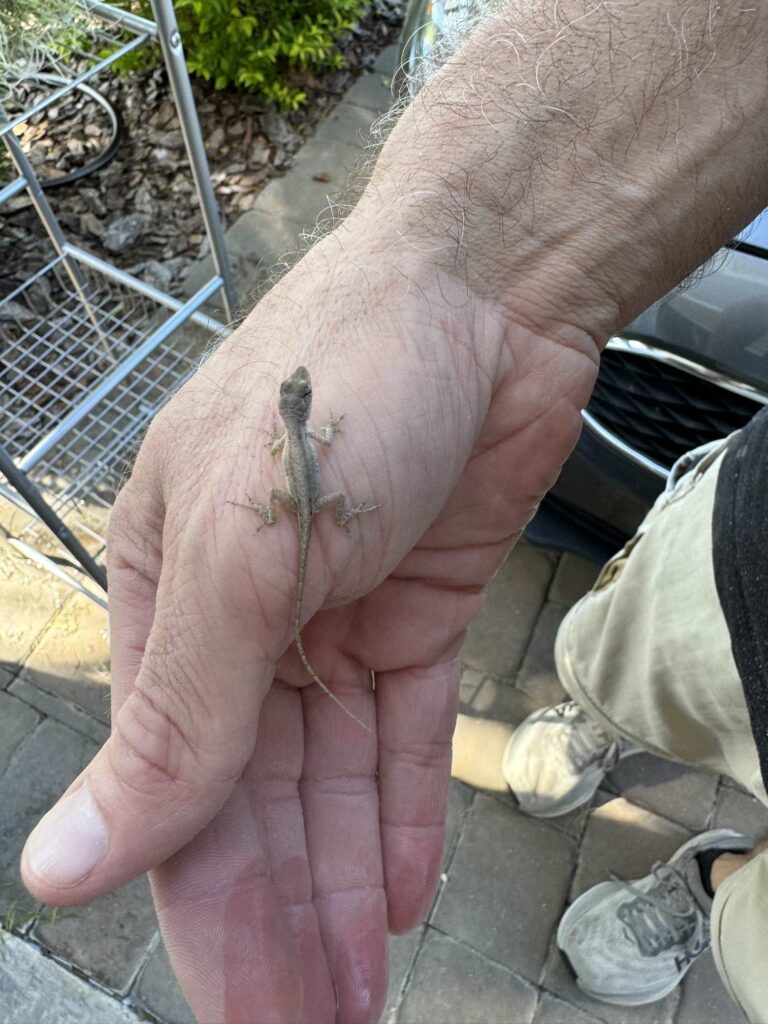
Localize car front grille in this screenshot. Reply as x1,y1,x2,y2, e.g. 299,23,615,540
585,343,766,471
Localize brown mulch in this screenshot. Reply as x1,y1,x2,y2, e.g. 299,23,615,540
0,0,403,298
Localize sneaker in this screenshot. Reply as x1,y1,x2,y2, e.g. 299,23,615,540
557,830,753,1006
502,700,638,817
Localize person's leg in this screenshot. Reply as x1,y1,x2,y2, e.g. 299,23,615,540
552,434,763,796
710,839,768,1023
452,426,768,1015
498,432,766,814
453,429,768,1016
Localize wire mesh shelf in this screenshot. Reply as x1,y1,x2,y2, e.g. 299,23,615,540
0,255,210,519
0,0,235,593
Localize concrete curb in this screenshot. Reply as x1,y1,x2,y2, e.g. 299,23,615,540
185,46,399,306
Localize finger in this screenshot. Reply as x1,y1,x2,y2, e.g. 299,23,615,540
246,682,337,1021
300,669,388,1024
21,520,272,906
151,785,303,1024
151,685,331,1024
106,483,164,710
376,660,459,933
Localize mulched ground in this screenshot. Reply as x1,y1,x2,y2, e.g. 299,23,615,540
0,0,403,298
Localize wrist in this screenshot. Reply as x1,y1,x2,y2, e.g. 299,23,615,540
238,219,508,384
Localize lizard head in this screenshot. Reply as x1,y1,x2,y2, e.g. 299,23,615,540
278,365,313,423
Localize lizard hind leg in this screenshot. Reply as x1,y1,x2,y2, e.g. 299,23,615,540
228,488,296,528
316,491,379,529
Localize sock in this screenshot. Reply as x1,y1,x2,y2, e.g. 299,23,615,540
696,847,744,898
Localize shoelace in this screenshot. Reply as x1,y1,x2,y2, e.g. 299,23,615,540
614,863,709,960
557,701,622,774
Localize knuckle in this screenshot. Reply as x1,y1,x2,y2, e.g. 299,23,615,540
109,686,199,800
107,487,164,584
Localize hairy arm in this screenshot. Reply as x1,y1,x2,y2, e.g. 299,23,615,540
363,0,767,338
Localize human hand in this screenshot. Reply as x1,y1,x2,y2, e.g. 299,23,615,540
19,219,598,1022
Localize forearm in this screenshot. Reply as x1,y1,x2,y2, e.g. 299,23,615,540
354,0,768,346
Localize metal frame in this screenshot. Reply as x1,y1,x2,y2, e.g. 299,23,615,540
0,0,237,595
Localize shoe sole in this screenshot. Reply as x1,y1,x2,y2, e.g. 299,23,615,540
556,829,753,1007
558,942,685,1007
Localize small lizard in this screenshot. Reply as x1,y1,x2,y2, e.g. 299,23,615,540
230,366,374,730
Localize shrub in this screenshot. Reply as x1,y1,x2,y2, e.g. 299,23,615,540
0,0,86,97
124,0,366,109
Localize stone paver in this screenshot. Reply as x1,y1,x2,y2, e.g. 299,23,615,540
383,927,424,1023
0,718,97,917
570,797,690,901
0,543,68,678
34,874,157,993
433,794,576,984
184,207,305,299
254,135,361,232
676,954,749,1024
461,541,556,679
17,592,110,724
374,43,400,76
0,690,40,776
458,666,485,708
344,68,395,114
513,787,594,844
533,992,604,1024
8,675,109,745
398,929,538,1024
515,601,568,706
606,754,719,833
133,938,194,1024
0,931,140,1023
315,99,381,149
547,553,600,607
465,675,541,727
711,781,768,839
443,779,474,870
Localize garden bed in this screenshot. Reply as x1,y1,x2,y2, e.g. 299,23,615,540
0,0,403,299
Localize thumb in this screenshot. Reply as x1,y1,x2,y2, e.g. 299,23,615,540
20,536,271,906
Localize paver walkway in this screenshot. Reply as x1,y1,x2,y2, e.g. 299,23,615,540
3,44,768,1024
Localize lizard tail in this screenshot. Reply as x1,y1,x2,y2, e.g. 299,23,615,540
294,627,372,732
293,521,370,731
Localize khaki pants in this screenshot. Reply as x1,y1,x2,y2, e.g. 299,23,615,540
555,435,768,1024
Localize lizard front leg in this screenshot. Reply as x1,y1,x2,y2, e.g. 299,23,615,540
308,414,344,447
268,431,287,455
